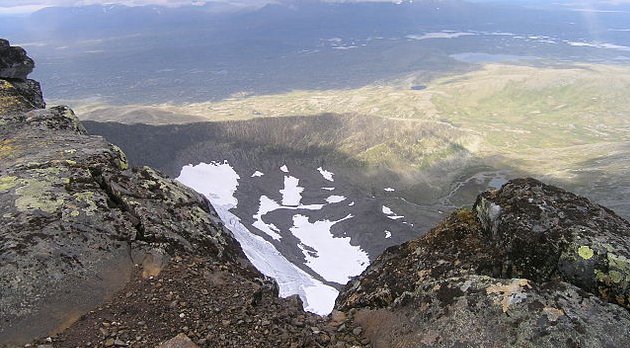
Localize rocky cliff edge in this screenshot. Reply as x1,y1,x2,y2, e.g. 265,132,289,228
3,39,630,348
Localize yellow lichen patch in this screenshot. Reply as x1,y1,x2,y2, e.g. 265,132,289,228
578,245,594,260
486,279,531,313
111,145,129,170
0,139,16,160
15,179,66,214
0,176,18,191
607,254,630,284
73,191,98,216
543,307,565,322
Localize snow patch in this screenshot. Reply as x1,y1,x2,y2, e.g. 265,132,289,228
280,176,304,206
252,194,325,240
317,167,335,182
177,162,338,315
251,171,264,177
280,165,289,173
384,187,395,192
252,196,283,240
382,205,405,220
177,161,239,207
385,230,392,239
322,187,335,191
290,214,369,284
326,195,347,204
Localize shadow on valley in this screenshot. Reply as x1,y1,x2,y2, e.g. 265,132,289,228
83,113,630,285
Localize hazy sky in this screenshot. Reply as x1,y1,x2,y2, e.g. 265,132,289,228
1,0,628,15
0,0,265,14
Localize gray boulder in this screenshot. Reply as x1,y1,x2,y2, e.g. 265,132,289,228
337,179,630,347
0,39,34,80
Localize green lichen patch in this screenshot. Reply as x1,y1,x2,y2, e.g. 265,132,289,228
578,246,594,260
0,139,16,159
111,145,129,170
74,191,98,216
607,254,630,283
15,179,66,214
0,176,18,191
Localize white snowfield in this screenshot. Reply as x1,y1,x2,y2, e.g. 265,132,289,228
280,176,304,206
176,161,370,315
290,214,368,284
252,195,324,241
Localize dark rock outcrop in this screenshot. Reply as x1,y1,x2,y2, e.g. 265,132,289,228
0,39,34,80
336,179,630,347
0,40,250,345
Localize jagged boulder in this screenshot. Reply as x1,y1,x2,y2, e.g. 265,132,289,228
0,39,34,80
475,177,630,308
0,40,44,113
336,179,630,347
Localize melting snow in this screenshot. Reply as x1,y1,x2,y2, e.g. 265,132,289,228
280,176,304,206
251,171,264,177
176,162,339,315
177,161,240,207
326,195,346,204
290,214,369,284
252,195,325,240
382,205,404,220
252,196,283,240
280,165,289,173
317,167,335,182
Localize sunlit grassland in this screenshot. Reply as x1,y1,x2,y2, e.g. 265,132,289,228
76,62,630,213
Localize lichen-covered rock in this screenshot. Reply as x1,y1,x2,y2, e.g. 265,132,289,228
337,179,630,347
0,54,250,345
0,39,34,80
475,177,630,308
352,276,630,348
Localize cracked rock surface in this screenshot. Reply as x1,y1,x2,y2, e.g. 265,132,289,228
337,180,630,347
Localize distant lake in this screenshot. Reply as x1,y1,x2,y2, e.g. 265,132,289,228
411,85,427,91
450,52,539,64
